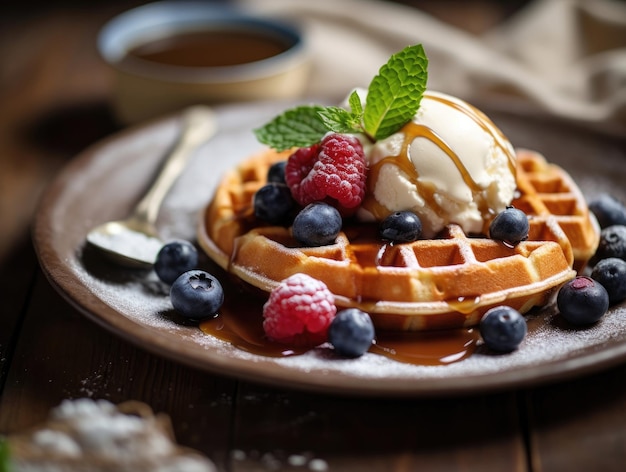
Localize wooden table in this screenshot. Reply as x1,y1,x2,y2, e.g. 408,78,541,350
2,2,626,471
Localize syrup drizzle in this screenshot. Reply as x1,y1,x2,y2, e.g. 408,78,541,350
362,91,516,230
199,275,480,367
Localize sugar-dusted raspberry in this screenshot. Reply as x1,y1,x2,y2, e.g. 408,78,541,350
285,133,367,215
262,273,337,346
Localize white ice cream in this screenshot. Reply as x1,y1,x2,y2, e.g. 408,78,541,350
358,90,517,237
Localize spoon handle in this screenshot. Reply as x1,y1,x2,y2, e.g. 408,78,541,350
132,106,217,224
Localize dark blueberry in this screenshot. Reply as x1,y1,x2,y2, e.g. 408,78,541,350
489,207,529,247
154,240,198,285
328,308,375,358
589,194,626,229
595,225,626,261
379,211,423,242
591,258,626,304
267,160,287,184
557,276,609,325
254,183,295,224
170,270,224,320
292,202,342,247
479,306,527,352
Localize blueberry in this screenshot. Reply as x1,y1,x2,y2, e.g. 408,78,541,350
479,306,527,352
557,276,609,325
379,211,423,242
589,194,626,229
154,240,198,285
489,207,529,247
595,225,626,261
170,270,224,320
292,202,342,247
254,183,294,224
591,258,626,304
267,160,287,184
328,308,375,358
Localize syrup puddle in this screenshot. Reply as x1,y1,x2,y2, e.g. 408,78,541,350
200,283,480,366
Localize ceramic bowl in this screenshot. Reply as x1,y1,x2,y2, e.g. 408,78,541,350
98,1,310,123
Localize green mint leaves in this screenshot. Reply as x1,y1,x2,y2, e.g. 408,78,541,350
254,44,428,151
364,44,428,140
252,105,329,151
0,439,9,472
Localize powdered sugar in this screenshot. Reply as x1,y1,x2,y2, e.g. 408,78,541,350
69,242,626,392
10,399,216,471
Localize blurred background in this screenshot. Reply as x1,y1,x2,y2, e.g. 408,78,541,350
2,1,533,32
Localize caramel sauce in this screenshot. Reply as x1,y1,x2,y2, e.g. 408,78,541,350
199,271,480,366
200,291,310,357
448,296,484,315
370,329,479,366
432,92,516,172
125,29,291,68
362,92,516,231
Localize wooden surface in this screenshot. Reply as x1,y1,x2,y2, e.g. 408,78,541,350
2,1,626,471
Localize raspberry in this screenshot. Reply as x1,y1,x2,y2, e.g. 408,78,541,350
262,273,337,346
285,133,367,215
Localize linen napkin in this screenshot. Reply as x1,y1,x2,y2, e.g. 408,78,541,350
237,0,626,136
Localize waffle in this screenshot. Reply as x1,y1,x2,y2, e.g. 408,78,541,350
197,148,599,331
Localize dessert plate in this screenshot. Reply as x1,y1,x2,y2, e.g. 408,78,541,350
33,100,626,396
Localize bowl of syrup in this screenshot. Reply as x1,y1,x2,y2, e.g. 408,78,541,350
98,1,310,123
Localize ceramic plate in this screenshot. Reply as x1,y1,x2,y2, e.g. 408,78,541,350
33,100,626,396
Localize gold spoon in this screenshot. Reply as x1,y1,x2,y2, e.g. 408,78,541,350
86,105,217,269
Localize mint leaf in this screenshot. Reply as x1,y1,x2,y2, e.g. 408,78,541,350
348,90,363,116
253,105,329,151
318,106,361,134
317,90,365,134
363,44,428,140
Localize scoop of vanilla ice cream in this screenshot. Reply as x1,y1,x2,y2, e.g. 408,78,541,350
359,90,517,237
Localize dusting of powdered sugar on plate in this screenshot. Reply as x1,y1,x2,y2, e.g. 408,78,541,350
66,249,626,383
44,102,626,394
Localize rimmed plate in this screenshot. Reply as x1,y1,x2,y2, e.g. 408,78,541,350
33,100,626,396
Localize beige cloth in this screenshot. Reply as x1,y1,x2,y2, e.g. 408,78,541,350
238,0,626,136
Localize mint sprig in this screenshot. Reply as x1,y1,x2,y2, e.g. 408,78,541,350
254,44,428,151
253,105,329,151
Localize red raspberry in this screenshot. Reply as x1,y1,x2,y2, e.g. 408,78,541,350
262,273,337,346
285,133,367,215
